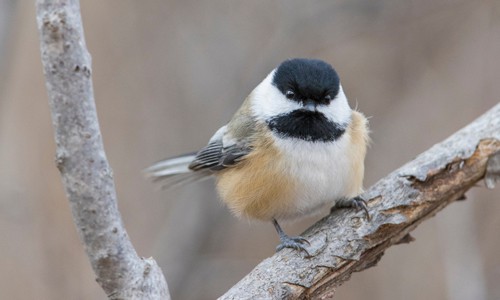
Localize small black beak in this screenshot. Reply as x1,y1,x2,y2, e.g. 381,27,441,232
302,100,317,112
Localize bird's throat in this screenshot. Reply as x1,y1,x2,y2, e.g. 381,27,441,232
266,110,346,142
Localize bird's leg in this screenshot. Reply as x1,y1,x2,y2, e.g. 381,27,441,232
272,218,310,255
333,196,371,221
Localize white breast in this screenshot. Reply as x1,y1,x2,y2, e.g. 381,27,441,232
273,134,354,220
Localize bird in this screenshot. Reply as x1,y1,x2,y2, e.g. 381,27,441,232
145,58,370,254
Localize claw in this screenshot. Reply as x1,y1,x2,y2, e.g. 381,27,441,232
272,218,310,256
352,197,371,221
334,196,371,221
276,235,311,256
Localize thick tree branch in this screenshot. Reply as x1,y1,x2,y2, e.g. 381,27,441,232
34,1,499,298
36,1,170,299
221,103,500,299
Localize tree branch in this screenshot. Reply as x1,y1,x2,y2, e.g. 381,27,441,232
35,1,170,299
221,103,500,299
35,1,500,298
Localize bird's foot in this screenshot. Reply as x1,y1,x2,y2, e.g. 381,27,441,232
272,218,311,255
333,196,371,221
276,235,311,255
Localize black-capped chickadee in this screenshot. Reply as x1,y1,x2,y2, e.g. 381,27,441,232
145,58,370,254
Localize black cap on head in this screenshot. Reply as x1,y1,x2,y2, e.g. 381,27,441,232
272,58,340,105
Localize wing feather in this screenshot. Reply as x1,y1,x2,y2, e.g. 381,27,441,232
145,124,252,188
189,141,250,171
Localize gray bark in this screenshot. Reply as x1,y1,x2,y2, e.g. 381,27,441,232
221,103,500,299
34,0,500,298
35,1,170,299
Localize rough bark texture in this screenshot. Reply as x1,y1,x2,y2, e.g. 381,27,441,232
221,103,500,300
34,0,499,298
35,1,170,299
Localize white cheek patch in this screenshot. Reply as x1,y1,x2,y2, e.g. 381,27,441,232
250,73,352,127
250,70,302,122
317,85,352,125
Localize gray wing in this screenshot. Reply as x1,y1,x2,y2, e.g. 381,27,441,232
189,100,257,172
189,126,251,172
144,125,251,189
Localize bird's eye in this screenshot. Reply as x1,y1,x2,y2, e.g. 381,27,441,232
324,95,332,102
285,90,295,99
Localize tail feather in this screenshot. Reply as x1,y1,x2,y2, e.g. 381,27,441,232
144,153,212,189
144,154,196,176
156,170,212,189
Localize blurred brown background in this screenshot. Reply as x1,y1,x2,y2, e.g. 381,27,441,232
1,1,499,299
